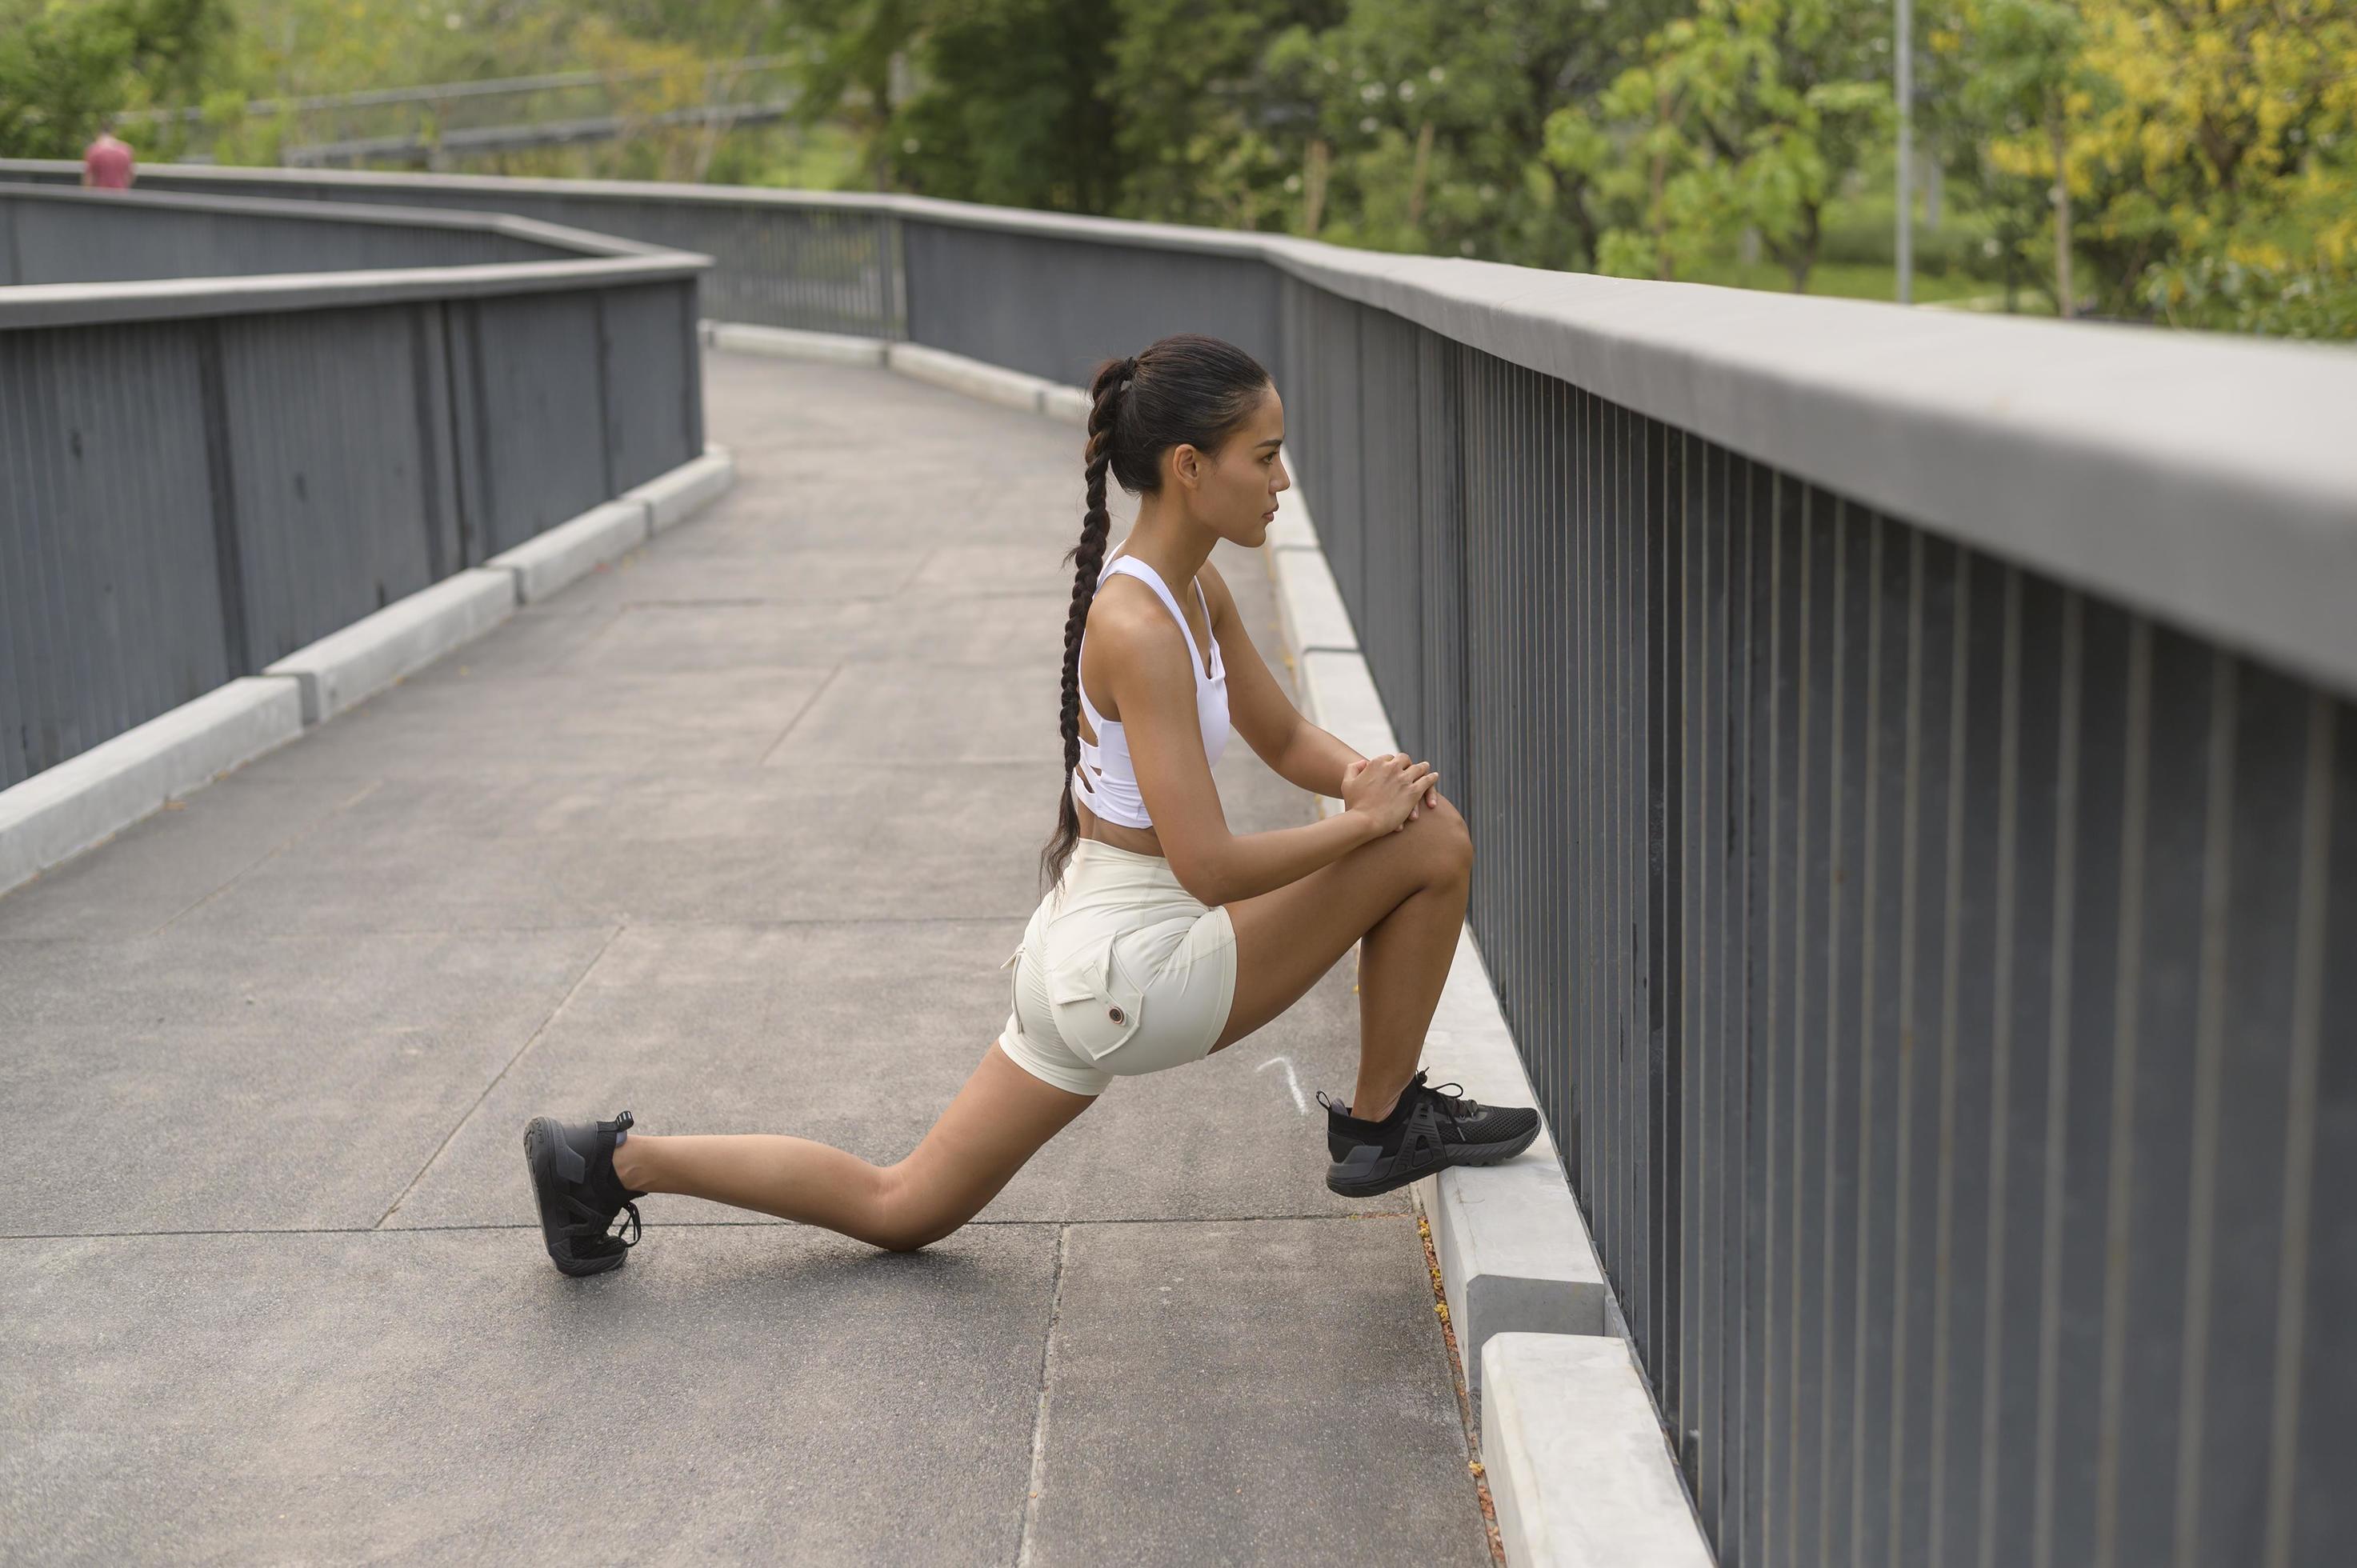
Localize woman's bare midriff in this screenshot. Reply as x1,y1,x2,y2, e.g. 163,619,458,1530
1074,792,1167,858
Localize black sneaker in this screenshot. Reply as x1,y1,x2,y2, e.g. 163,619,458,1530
1315,1069,1542,1198
522,1110,647,1277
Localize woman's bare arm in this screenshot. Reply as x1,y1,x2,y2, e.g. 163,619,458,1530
1199,561,1365,798
1091,596,1383,906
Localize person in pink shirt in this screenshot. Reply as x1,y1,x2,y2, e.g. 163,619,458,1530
82,122,135,190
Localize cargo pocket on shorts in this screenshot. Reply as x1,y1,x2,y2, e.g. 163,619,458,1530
1045,930,1148,1063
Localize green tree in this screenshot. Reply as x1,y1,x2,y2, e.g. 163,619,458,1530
2068,0,2356,334
1545,0,1890,291
890,0,1124,211
1102,0,1324,230
1273,0,1665,266
0,0,229,158
1928,0,2095,314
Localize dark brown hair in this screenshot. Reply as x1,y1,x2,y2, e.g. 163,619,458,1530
1039,332,1272,893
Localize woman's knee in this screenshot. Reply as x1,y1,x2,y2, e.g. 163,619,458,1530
1415,792,1474,883
870,1162,964,1253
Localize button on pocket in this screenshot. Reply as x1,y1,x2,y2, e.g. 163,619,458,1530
1045,931,1146,1062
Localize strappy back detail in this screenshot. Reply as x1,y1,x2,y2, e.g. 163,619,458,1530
1071,552,1231,830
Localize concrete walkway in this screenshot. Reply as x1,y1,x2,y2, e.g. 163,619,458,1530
0,350,1495,1564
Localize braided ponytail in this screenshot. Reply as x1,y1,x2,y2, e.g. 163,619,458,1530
1038,336,1272,894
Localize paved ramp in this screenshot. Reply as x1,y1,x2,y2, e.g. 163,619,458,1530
0,350,1494,1565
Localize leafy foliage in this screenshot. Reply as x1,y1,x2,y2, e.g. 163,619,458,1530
0,0,230,158
5,0,2351,335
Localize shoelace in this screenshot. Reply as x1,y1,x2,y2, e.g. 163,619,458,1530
559,1192,641,1249
1316,1073,1483,1124
1421,1079,1480,1119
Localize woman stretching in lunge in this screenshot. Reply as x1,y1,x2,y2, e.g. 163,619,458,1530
522,332,1539,1276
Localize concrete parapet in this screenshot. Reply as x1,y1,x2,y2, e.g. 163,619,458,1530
1039,385,1092,426
483,498,650,604
701,320,886,366
626,446,736,534
1295,649,1397,764
264,568,516,726
1263,490,1615,1410
1413,930,1614,1390
1269,545,1357,657
0,676,303,897
1481,1334,1714,1568
886,342,1058,415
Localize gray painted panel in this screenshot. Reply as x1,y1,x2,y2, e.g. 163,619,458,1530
0,320,227,789
905,220,1281,394
468,290,609,553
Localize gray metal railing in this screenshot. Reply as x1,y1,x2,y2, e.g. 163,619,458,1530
0,183,709,790
4,162,2354,1568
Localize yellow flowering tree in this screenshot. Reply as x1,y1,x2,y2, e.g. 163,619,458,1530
1971,0,2357,335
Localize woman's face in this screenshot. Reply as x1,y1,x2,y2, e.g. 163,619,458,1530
1169,384,1290,548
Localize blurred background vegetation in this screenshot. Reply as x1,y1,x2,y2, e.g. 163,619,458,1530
3,0,2350,336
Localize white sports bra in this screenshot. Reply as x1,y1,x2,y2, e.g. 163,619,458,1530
1071,551,1231,830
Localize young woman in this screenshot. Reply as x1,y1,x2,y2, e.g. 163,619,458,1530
524,333,1539,1277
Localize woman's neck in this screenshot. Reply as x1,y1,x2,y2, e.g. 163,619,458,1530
1114,508,1215,586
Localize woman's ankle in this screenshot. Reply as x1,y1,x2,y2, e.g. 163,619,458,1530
612,1133,654,1192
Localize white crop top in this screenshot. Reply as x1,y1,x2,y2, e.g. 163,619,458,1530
1071,552,1231,829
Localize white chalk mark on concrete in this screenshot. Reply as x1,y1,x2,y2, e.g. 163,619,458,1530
1258,1054,1309,1115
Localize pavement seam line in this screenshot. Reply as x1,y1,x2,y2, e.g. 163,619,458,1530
368,919,627,1230
1015,1222,1068,1568
148,778,384,937
758,661,844,767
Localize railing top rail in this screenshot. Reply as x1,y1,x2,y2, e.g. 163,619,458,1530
0,179,674,260
2,158,2350,692
0,254,707,330
0,178,710,331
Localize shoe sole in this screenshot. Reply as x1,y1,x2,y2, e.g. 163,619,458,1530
1325,1122,1543,1198
523,1117,628,1278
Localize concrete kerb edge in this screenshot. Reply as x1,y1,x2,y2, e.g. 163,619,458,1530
1247,469,1686,1566
626,446,737,535
1482,1334,1715,1568
0,443,740,898
0,675,304,898
699,318,886,366
482,497,650,603
697,322,1094,426
1258,474,1615,1392
262,568,518,726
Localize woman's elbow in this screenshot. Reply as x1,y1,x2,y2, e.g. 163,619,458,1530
1165,842,1229,907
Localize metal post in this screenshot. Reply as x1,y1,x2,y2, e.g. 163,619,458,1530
1897,0,1915,304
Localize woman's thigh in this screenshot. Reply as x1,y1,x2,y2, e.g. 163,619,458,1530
1210,794,1470,1054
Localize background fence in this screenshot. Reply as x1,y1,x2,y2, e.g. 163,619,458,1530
0,183,707,790
4,162,2351,1568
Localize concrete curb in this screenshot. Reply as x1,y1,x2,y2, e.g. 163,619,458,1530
263,569,517,726
0,677,303,898
626,445,736,535
0,446,738,900
1482,1335,1715,1568
1270,546,1359,658
483,498,650,604
699,325,1098,426
1263,480,1615,1408
699,319,885,366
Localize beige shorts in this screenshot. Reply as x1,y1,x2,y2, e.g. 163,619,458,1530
996,838,1239,1097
